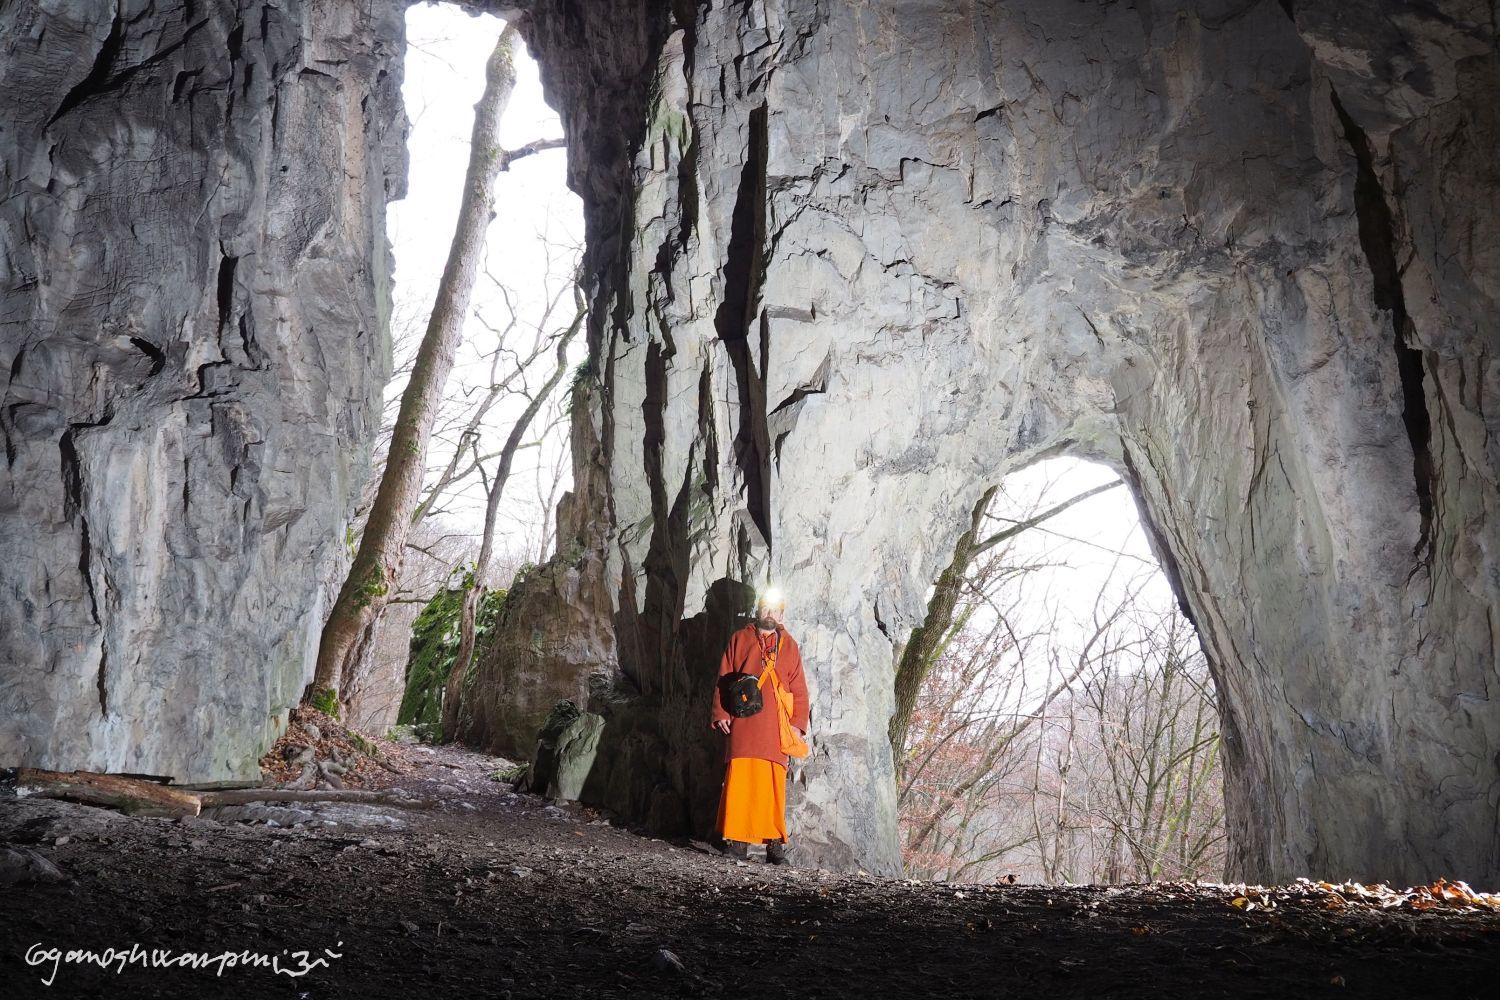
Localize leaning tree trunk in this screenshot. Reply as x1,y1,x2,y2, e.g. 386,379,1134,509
888,479,1124,766
307,26,520,712
441,292,585,740
888,486,996,761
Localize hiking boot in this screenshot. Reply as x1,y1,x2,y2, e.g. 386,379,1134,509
766,840,793,866
719,839,749,860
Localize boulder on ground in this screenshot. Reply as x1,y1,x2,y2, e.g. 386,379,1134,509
526,700,605,802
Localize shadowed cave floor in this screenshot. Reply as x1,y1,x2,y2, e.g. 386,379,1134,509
2,743,1497,1000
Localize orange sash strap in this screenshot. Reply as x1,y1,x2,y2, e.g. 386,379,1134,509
751,630,807,758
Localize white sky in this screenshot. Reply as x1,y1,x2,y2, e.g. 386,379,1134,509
388,4,584,568
391,5,1188,673
994,458,1175,617
986,458,1184,692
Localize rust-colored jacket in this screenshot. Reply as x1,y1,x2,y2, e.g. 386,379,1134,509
710,623,810,766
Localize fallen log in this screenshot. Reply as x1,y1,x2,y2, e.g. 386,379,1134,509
175,779,267,792
6,769,432,818
197,789,434,810
12,768,202,818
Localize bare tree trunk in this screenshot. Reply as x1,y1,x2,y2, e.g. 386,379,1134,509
889,479,1123,761
889,487,994,760
532,411,571,563
197,789,433,809
307,26,520,712
441,291,584,739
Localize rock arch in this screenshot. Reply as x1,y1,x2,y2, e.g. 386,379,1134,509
473,0,1500,885
2,0,1495,886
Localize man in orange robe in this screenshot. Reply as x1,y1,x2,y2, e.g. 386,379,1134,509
709,589,810,864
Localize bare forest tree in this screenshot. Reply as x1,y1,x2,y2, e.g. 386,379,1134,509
342,243,583,730
308,21,566,716
897,475,1227,885
524,399,573,565
889,480,1124,757
439,279,584,739
1027,606,1226,883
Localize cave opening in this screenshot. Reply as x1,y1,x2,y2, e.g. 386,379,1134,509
4,0,1500,993
340,2,585,736
895,457,1224,885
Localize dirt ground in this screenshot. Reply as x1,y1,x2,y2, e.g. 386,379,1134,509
3,738,1497,1000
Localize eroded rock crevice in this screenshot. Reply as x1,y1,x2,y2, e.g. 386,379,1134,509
714,102,772,550
1330,88,1436,559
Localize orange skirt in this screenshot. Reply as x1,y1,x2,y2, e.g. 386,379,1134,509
716,757,787,844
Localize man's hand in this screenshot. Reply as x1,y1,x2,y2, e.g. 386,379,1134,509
712,719,732,735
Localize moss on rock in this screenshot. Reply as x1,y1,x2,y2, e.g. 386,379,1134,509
397,584,508,728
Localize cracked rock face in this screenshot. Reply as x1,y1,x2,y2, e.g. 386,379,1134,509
0,1,407,780
473,0,1500,884
2,0,1494,887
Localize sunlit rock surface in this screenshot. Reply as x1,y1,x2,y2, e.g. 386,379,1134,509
471,0,1499,884
0,2,408,780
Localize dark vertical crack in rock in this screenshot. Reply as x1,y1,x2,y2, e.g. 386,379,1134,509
216,249,239,331
639,336,681,695
97,645,110,719
674,129,700,254
3,351,22,466
59,427,86,525
224,19,245,122
873,598,892,644
713,103,771,551
751,309,776,513
1330,89,1435,560
75,501,101,630
60,405,113,633
1,412,15,469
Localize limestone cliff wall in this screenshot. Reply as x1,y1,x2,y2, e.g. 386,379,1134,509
0,1,408,780
2,0,1493,885
473,0,1499,884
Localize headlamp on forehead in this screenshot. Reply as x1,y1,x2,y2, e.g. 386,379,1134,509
756,586,786,611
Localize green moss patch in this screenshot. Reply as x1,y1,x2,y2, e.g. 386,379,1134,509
309,686,340,719
397,584,508,728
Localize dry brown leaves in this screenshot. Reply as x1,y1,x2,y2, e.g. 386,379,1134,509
1216,877,1500,914
257,706,397,788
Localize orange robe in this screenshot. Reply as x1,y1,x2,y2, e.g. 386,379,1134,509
717,757,787,843
711,624,809,843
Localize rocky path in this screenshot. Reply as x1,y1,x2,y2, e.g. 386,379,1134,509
2,740,1497,999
